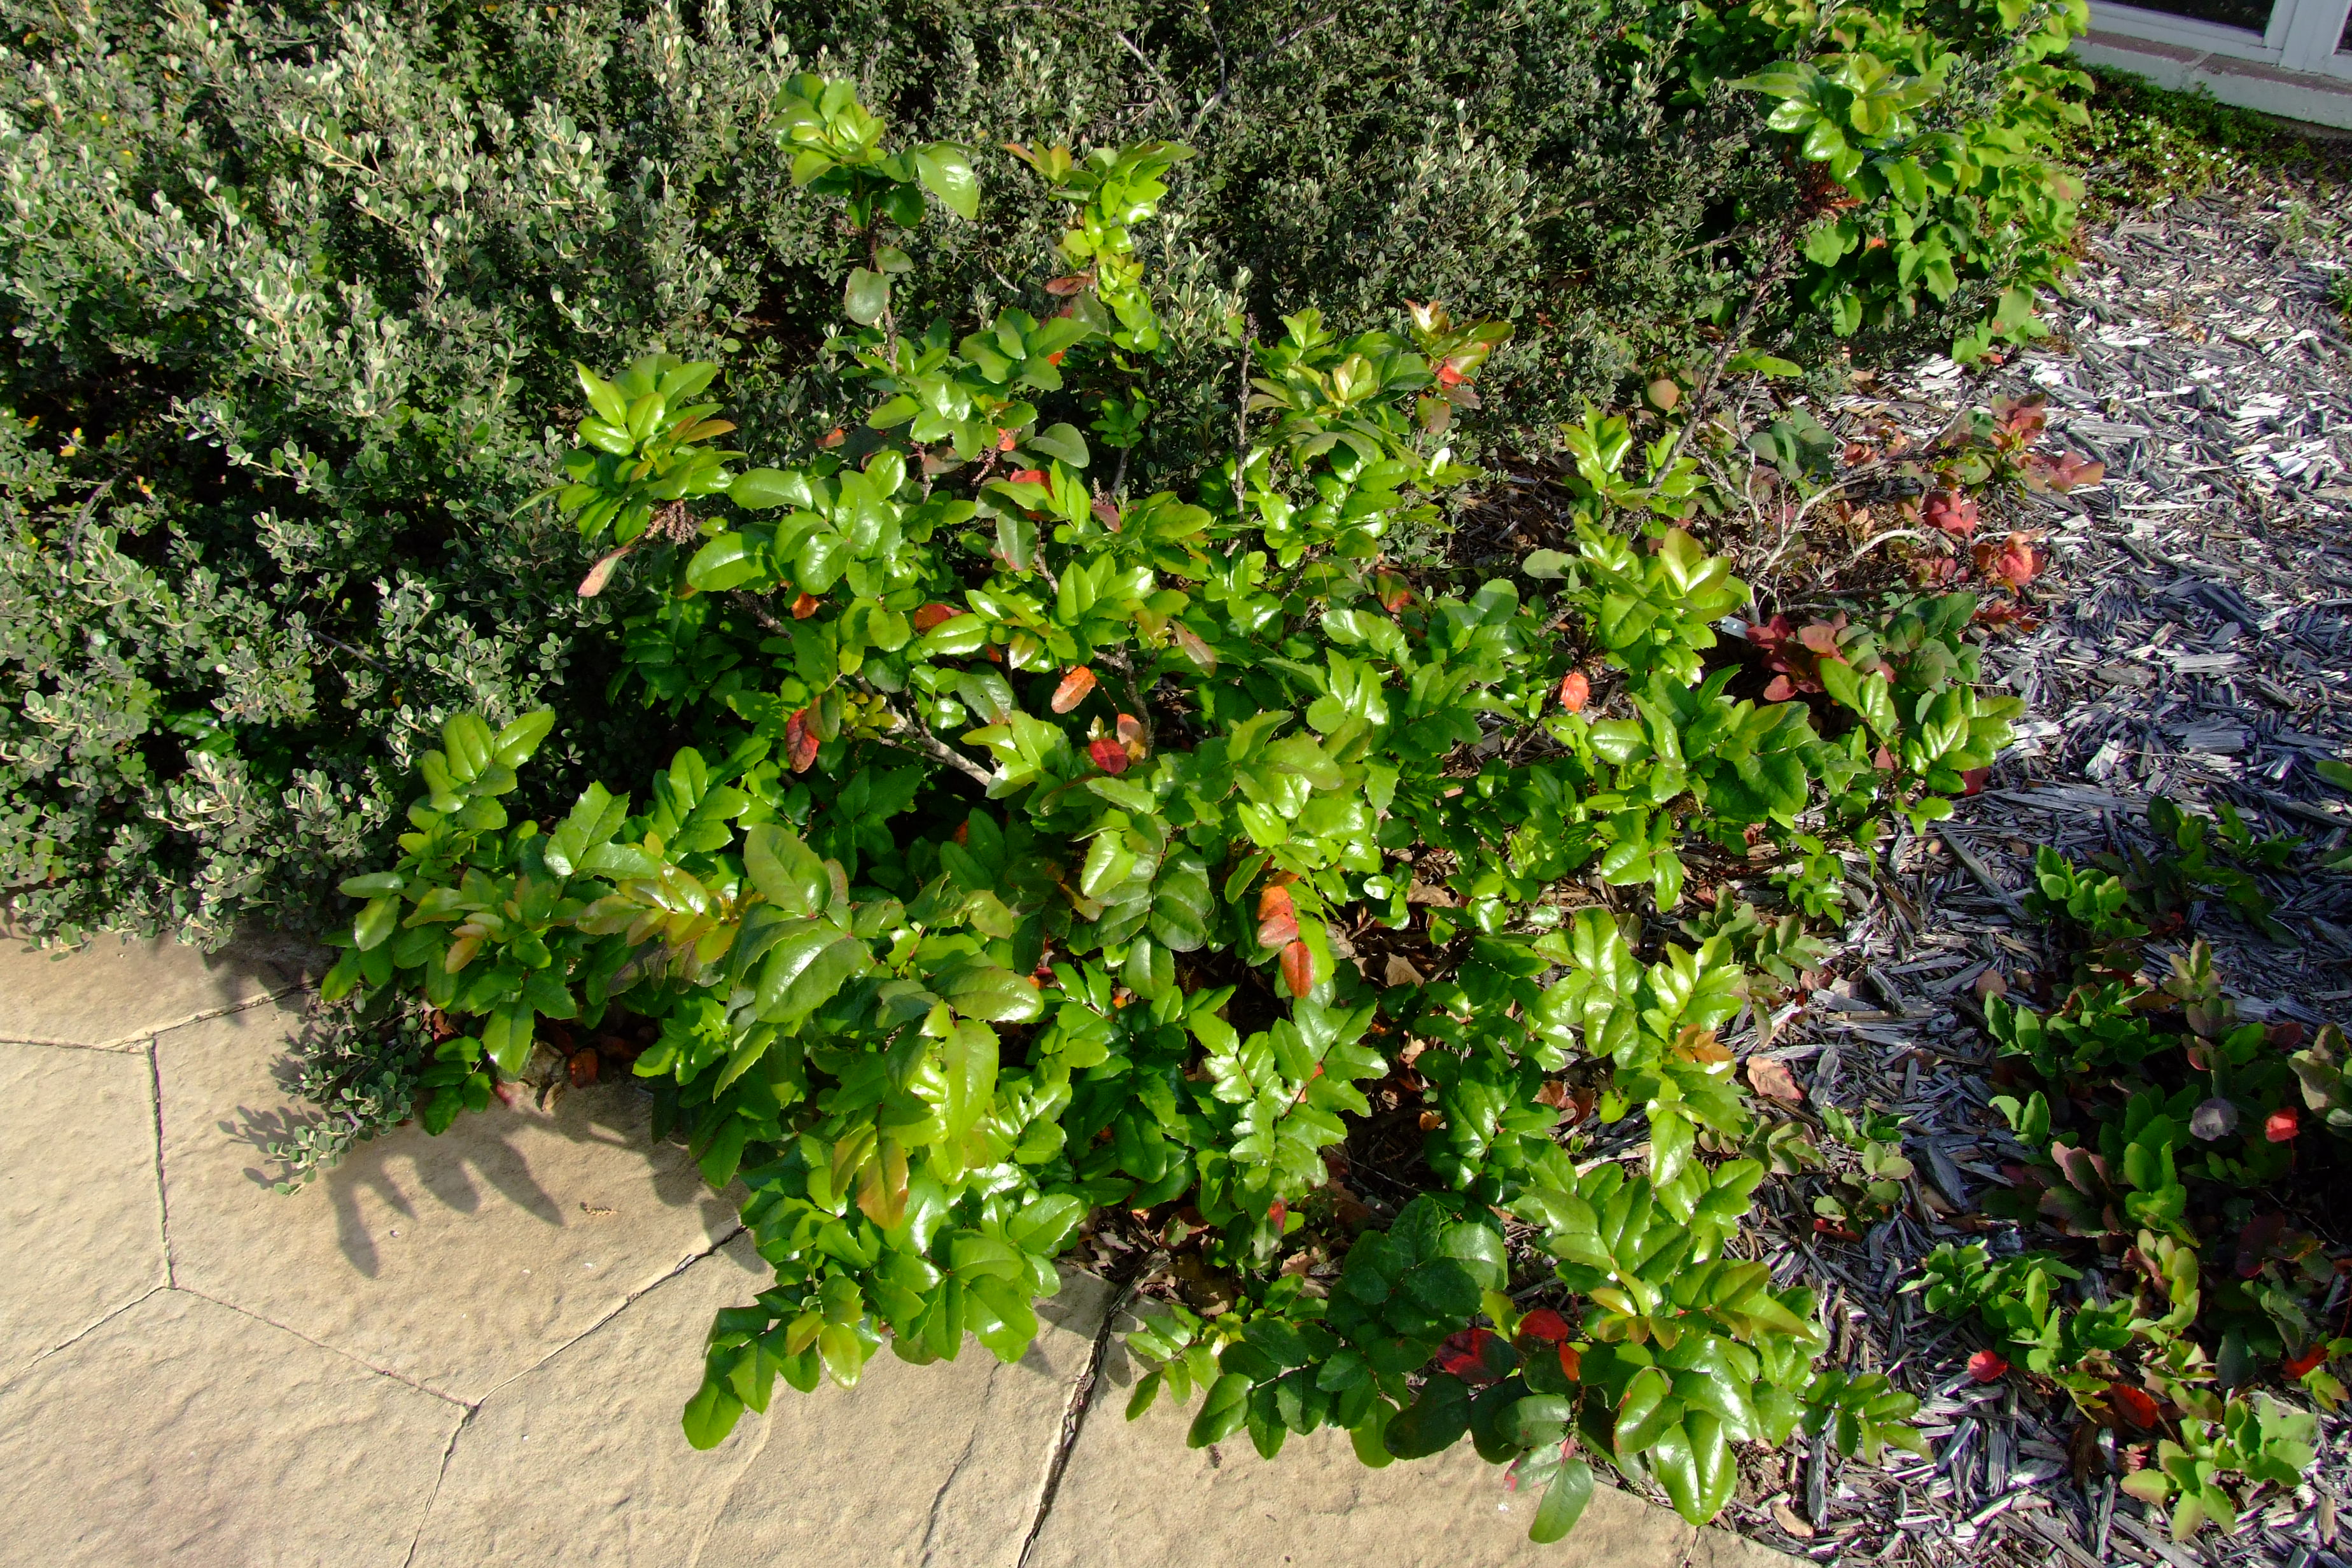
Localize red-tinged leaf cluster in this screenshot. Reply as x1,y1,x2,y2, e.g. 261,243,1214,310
1438,1327,1506,1383
2023,449,2104,493
1088,736,1130,774
1747,613,1848,701
792,592,823,620
1972,531,2045,589
1921,489,1978,539
1557,670,1590,713
2283,1343,2329,1378
912,602,958,632
2265,1107,2299,1142
1968,1349,2010,1383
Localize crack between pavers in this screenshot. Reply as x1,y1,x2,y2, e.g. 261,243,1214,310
3,977,318,1054
470,1222,749,1405
400,1402,476,1568
916,1360,1003,1567
172,1285,473,1409
146,1038,172,1287
11,1282,169,1387
1012,1253,1165,1568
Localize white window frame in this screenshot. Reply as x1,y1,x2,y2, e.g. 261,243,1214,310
2076,0,2352,125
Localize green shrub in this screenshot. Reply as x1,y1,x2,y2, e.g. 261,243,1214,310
312,85,1999,1543
0,0,2089,947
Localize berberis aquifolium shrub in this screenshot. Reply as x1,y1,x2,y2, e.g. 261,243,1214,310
319,84,1990,1544
0,0,2090,958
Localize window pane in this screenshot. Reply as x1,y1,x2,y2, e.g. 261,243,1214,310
2340,0,2351,51
2124,0,2273,31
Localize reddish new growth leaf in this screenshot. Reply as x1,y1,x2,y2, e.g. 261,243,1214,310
1973,532,2045,589
1516,1308,1572,1345
1088,736,1130,775
1172,623,1217,671
1045,350,1066,367
1558,671,1590,713
1009,468,1047,486
818,426,846,449
1044,274,1092,297
1268,1198,1288,1231
1050,666,1096,713
1922,490,1979,539
1992,395,2048,448
786,709,820,773
792,592,823,620
1748,613,1847,701
1436,361,1465,387
1557,1343,1582,1381
568,1048,600,1088
912,602,958,633
1960,767,1991,797
1281,939,1315,998
1437,1327,1505,1383
1257,885,1301,949
2024,449,2105,493
1968,1349,2010,1383
2283,1343,2329,1378
1374,571,1413,612
1116,713,1147,761
995,428,1018,452
1093,496,1123,530
2108,1382,2160,1428
2265,1107,2300,1142
577,543,633,598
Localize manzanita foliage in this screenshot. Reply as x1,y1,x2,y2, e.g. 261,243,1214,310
322,85,2000,1542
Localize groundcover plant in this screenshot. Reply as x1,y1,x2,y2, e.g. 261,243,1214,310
312,80,2043,1543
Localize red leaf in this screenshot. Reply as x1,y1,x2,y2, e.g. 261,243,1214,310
818,426,846,449
2265,1107,2300,1142
1088,736,1130,775
1045,350,1065,367
1044,274,1092,297
1558,1343,1582,1381
1009,468,1047,486
912,602,958,632
568,1049,600,1087
1093,496,1123,530
786,709,820,773
996,429,1018,452
1968,1350,2010,1383
1436,363,1464,387
1557,671,1590,713
1268,1198,1288,1231
1761,675,1796,702
1437,1327,1502,1383
2108,1383,2160,1427
1973,532,2045,589
1375,571,1413,612
1961,767,1990,797
1257,885,1300,949
1516,1308,1572,1345
1280,939,1315,998
1051,667,1096,713
1795,617,1847,657
2283,1343,2328,1378
1116,713,1147,759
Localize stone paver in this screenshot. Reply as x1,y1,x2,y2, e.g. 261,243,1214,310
1,927,313,1049
0,1288,462,1567
0,1039,166,1376
157,997,741,1403
1023,1323,1778,1568
1,931,1784,1568
412,1245,1112,1568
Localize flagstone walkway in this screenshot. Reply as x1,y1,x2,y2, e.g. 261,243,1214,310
0,930,1791,1568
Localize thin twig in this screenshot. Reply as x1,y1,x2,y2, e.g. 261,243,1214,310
1186,15,1337,136
1651,230,1799,486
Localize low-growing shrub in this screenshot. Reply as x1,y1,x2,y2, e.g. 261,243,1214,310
0,0,2093,949
312,86,2019,1543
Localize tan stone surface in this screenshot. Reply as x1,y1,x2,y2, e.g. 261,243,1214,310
1024,1326,1788,1568
158,998,741,1402
412,1249,1113,1568
0,1040,166,1376
692,1265,1114,1568
0,1287,461,1567
0,927,313,1049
